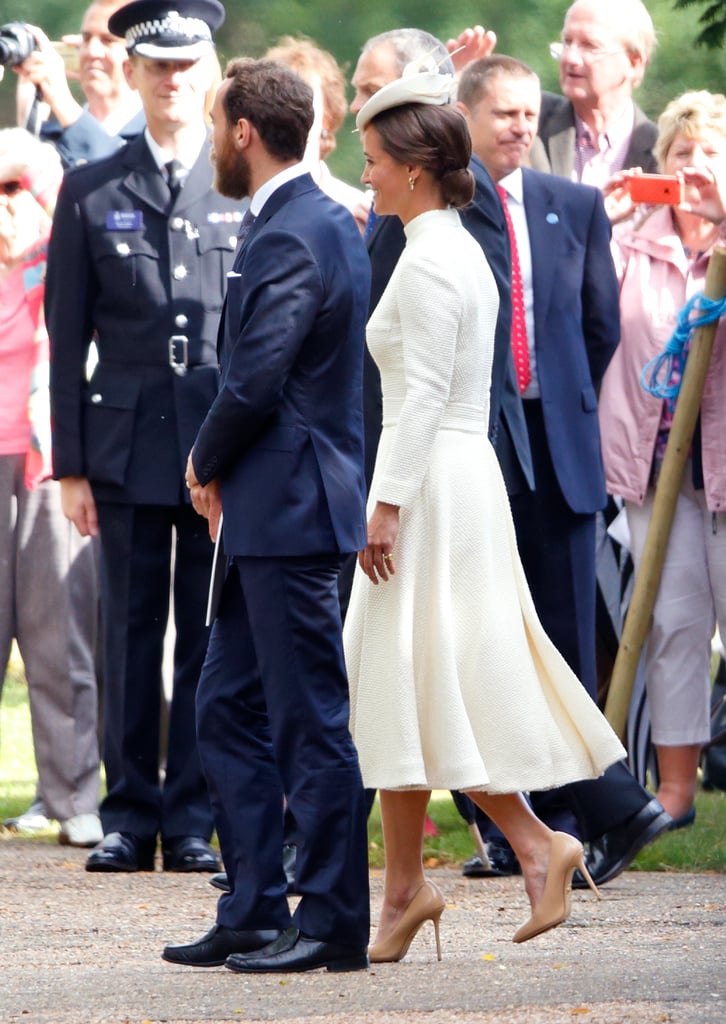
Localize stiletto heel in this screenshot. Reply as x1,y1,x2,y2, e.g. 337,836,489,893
431,906,443,962
577,857,601,900
369,880,445,963
513,832,597,944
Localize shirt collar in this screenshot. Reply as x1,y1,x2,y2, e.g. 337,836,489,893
574,101,635,152
250,162,308,217
144,123,207,174
497,167,524,204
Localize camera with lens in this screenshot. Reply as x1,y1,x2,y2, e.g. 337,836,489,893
0,21,37,68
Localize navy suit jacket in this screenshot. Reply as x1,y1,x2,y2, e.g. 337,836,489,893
193,174,370,558
530,93,658,178
499,168,619,514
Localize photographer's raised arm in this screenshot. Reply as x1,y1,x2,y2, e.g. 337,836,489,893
14,26,83,130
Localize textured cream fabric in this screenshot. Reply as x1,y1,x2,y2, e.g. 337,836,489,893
344,209,624,792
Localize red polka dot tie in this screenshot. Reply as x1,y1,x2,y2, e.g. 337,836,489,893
497,184,531,393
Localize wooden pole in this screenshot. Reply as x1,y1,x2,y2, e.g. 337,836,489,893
604,246,726,740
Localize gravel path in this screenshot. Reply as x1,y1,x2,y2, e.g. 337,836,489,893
0,836,723,1024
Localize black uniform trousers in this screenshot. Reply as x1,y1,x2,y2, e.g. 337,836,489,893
95,500,214,842
196,555,370,948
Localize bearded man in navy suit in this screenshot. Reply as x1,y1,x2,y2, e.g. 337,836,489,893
163,58,371,975
456,54,671,885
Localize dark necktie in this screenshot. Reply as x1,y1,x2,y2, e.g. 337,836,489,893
363,208,378,241
497,184,531,393
165,159,183,202
237,208,257,246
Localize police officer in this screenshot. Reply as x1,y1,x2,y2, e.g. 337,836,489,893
46,0,241,872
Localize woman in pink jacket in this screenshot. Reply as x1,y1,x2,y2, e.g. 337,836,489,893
599,91,726,828
0,128,102,846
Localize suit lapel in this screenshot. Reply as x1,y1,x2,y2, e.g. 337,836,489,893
522,169,559,339
222,173,318,353
624,104,657,171
121,136,169,214
548,123,576,178
366,213,388,251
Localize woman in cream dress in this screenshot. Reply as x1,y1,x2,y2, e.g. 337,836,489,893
343,69,625,958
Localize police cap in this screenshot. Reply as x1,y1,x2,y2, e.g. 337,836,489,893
109,0,225,61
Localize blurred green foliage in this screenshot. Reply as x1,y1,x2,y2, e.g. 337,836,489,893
0,1,723,184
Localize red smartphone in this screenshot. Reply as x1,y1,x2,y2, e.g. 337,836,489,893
627,174,683,205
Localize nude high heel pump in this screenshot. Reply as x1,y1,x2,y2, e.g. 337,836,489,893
512,831,600,944
369,880,445,963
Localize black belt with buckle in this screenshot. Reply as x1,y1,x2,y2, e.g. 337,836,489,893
169,335,189,374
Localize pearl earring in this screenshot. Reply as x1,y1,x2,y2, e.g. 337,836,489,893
408,175,416,191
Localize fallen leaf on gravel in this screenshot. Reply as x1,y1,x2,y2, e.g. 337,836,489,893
481,953,496,961
570,1008,591,1015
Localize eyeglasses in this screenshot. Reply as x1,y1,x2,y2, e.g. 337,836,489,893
549,41,625,63
0,181,23,197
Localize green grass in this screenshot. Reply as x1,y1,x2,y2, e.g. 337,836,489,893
2,665,725,871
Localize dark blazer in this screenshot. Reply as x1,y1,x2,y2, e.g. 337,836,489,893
500,167,620,514
193,174,370,558
47,135,239,505
41,108,146,170
530,93,658,178
363,155,515,474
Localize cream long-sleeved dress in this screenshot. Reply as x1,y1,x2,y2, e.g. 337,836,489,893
344,208,624,793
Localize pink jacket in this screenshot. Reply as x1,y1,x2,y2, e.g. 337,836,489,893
598,206,726,512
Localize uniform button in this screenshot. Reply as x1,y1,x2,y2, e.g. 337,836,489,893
175,314,189,328
173,265,188,280
90,393,102,404
171,216,185,231
116,242,130,256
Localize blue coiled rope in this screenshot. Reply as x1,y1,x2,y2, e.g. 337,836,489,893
640,292,726,410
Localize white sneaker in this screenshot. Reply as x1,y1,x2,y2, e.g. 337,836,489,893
3,799,51,832
58,813,104,848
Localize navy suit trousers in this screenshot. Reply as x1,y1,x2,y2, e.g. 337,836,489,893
196,554,370,947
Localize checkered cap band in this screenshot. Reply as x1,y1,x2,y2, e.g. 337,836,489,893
126,13,212,48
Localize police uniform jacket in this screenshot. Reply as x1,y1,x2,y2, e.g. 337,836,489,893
47,134,241,506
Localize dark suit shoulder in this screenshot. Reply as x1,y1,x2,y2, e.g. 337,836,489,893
521,165,601,206
469,155,502,215
61,147,128,192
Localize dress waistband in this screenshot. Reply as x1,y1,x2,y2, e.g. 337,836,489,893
382,398,488,433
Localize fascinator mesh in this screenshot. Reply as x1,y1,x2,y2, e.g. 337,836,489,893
355,50,457,130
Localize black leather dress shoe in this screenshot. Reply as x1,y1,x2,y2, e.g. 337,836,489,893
462,839,521,878
85,832,156,872
162,837,221,873
210,871,230,892
225,927,368,974
572,797,672,889
667,806,695,831
162,924,281,967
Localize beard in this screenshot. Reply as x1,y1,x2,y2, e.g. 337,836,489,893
213,142,252,200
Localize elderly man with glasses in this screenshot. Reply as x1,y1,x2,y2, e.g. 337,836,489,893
531,0,658,183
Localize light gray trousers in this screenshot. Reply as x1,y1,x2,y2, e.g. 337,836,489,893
0,455,100,820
